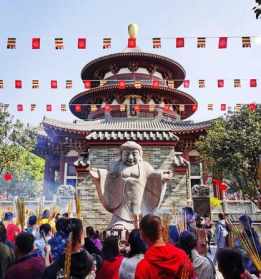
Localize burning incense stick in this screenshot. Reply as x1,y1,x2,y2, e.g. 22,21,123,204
74,192,81,219
15,197,25,231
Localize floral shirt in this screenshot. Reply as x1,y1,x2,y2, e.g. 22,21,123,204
48,232,68,261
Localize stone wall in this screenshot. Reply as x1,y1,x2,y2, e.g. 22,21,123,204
77,145,191,230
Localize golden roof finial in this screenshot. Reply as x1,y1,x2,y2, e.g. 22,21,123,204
128,24,139,38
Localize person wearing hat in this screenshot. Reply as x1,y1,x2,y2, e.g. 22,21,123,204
3,212,20,243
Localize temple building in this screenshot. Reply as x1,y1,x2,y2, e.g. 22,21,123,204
35,25,212,227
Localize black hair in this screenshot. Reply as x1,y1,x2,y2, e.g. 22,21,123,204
102,236,119,261
140,214,162,243
218,213,225,220
15,232,35,255
217,248,244,279
63,213,69,218
67,218,83,248
176,231,197,260
55,217,69,234
39,223,51,238
0,222,7,242
28,215,37,226
128,229,146,257
86,226,95,238
42,209,50,219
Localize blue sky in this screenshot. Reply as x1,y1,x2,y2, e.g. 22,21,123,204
0,0,260,125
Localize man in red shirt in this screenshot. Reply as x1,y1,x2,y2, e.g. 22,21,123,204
135,214,194,279
4,212,20,243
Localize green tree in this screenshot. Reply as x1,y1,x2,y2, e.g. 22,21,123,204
0,108,44,198
196,107,261,205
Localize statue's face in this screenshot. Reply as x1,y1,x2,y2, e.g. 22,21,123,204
121,149,140,166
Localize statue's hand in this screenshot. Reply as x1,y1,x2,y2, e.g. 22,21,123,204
162,170,173,181
89,168,100,183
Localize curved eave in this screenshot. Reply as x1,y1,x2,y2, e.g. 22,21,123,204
69,84,197,120
81,51,186,86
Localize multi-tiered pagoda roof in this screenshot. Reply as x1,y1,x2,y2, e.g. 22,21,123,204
35,26,212,159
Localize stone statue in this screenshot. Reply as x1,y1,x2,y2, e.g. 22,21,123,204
87,141,173,230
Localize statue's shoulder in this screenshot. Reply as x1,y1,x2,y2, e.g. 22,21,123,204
141,160,154,172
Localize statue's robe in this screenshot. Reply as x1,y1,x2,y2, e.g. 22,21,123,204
95,160,167,227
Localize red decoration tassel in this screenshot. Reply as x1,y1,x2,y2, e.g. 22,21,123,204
15,80,22,89
32,38,40,49
218,37,228,48
51,80,58,89
176,37,185,48
78,38,86,49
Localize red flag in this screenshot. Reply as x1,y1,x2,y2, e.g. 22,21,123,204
183,80,190,88
78,38,86,49
17,104,23,112
3,172,13,182
128,38,136,48
248,103,257,112
152,80,160,88
218,37,228,48
51,80,58,89
250,79,257,87
15,80,22,89
75,104,81,112
212,178,221,186
118,80,126,89
176,37,185,48
46,104,52,112
192,104,197,112
32,38,40,49
104,104,111,113
83,80,91,89
217,79,224,88
221,104,227,111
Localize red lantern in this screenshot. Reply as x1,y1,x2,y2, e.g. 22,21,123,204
152,80,160,88
118,80,126,89
104,104,111,113
3,172,13,182
134,104,141,112
219,182,228,192
192,104,197,112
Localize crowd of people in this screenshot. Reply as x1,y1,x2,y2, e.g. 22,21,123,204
0,209,260,279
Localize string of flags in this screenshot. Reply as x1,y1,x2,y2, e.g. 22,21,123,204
0,79,259,89
0,103,258,113
2,36,261,50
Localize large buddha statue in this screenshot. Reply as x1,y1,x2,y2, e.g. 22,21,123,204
86,141,173,229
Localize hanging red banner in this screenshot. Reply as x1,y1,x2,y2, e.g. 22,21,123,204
78,38,86,49
32,38,40,49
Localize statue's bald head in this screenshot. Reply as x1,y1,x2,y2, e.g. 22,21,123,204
120,141,143,166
